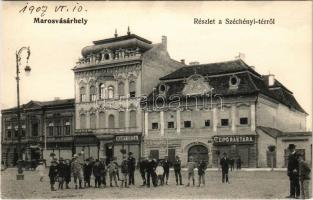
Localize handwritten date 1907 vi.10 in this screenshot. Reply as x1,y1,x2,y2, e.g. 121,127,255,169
19,2,87,17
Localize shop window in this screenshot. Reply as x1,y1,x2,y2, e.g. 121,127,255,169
90,85,96,102
32,122,39,136
80,87,86,102
129,81,136,98
184,121,192,128
99,112,105,128
152,123,158,130
205,120,210,127
119,111,125,128
108,86,114,99
80,114,86,129
108,114,115,128
221,119,229,126
118,82,125,97
168,121,174,129
90,113,96,129
99,83,105,100
129,111,137,127
240,117,248,125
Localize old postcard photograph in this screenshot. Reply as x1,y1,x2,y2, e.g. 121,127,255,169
0,1,312,199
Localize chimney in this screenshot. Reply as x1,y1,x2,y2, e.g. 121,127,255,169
162,36,167,50
54,97,60,101
180,59,185,65
268,74,275,86
189,61,200,65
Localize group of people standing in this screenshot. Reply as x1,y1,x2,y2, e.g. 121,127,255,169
45,152,136,191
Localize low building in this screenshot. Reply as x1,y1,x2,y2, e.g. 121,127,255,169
1,98,75,166
142,59,310,167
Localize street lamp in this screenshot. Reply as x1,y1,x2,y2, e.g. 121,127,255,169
16,46,31,180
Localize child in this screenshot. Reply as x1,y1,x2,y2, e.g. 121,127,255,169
107,159,118,187
197,160,206,187
156,162,164,186
186,156,196,187
298,154,311,199
48,160,58,191
36,160,45,182
93,159,101,188
120,155,129,188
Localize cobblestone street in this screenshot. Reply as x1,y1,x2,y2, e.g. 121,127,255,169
2,168,309,199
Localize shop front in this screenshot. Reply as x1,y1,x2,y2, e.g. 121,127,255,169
212,135,257,168
113,134,141,164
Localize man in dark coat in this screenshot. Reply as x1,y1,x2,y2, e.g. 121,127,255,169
286,144,300,198
162,156,171,185
64,159,71,189
93,159,101,188
49,160,58,191
83,159,93,188
138,157,147,186
127,152,136,185
57,158,66,190
99,158,107,187
173,156,183,185
220,152,230,184
146,156,157,187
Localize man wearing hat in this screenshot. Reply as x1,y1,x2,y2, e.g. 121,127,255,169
127,152,136,185
71,154,83,189
48,160,58,191
286,144,300,198
220,152,230,184
57,158,66,190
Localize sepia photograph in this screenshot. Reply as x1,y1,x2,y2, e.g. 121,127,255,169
0,1,312,199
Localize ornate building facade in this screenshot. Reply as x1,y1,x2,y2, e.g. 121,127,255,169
73,30,183,163
1,98,75,166
142,59,310,167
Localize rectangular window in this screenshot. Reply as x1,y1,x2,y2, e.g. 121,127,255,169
129,91,136,98
184,121,191,128
56,126,62,136
152,123,159,130
32,123,39,136
65,125,71,135
48,126,54,136
221,119,229,126
240,117,248,125
150,150,159,160
205,120,211,127
14,129,18,137
168,121,174,129
21,129,26,138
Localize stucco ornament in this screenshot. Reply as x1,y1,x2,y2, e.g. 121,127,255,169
182,74,211,96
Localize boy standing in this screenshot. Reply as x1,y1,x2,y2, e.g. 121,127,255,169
298,154,311,199
36,160,45,182
108,159,118,187
198,160,206,187
186,156,196,187
156,162,164,186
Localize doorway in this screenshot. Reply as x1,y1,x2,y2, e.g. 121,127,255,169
105,144,113,165
188,145,208,163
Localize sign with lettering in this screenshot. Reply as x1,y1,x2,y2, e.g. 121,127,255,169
115,135,140,142
212,135,256,145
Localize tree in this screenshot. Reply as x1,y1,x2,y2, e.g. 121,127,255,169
268,145,276,171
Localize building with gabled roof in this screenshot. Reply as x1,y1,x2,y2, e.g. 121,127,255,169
142,58,310,167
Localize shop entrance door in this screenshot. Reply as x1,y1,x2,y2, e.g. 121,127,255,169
188,145,208,163
168,149,176,164
237,147,249,168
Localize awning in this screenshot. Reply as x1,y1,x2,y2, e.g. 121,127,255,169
74,134,99,145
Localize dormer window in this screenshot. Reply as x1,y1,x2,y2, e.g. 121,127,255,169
229,75,240,89
159,84,167,94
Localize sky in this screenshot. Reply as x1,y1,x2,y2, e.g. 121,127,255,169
0,1,312,130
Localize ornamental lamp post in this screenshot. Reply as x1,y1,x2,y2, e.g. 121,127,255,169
16,46,31,180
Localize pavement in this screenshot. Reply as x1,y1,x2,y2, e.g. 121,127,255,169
1,167,311,199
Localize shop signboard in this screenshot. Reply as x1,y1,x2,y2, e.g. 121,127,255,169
212,135,256,145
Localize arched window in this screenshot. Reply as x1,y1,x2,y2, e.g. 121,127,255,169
129,81,136,97
90,85,96,101
99,83,105,100
90,113,96,129
118,82,125,97
108,86,114,99
129,110,137,127
80,87,86,102
80,113,86,129
99,112,105,128
119,111,125,128
108,114,115,128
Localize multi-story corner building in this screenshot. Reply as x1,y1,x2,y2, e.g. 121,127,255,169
73,30,183,163
142,59,311,167
1,98,75,166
